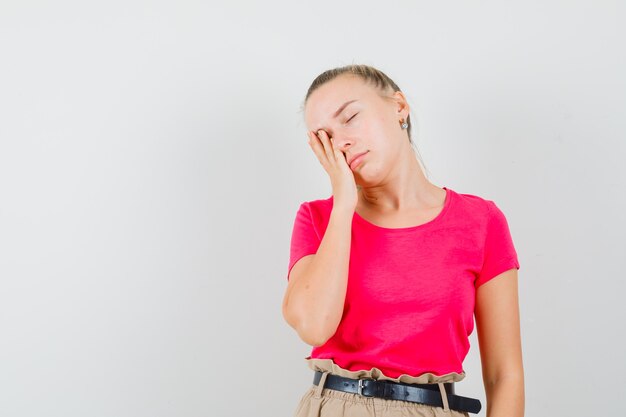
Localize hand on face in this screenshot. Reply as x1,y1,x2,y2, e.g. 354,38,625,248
307,129,358,211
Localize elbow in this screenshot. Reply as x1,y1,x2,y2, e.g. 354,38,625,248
297,321,333,347
282,305,335,347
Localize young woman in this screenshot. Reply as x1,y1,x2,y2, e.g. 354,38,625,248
282,64,524,417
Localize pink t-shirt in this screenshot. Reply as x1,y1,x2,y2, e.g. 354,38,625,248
286,186,520,378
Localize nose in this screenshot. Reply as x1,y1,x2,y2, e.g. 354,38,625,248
328,131,353,153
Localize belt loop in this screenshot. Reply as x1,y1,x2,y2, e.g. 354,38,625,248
308,371,329,417
314,371,329,398
437,382,451,412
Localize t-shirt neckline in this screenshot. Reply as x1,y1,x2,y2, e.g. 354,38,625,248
352,186,452,232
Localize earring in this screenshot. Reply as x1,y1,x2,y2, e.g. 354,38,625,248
400,119,408,130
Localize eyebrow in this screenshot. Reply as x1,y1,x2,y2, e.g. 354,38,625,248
332,99,358,118
315,99,358,132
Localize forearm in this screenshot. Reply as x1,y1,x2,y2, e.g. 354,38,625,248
484,374,525,417
289,206,353,345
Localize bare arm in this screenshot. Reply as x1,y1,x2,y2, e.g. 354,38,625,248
475,268,525,417
282,128,357,346
282,205,353,346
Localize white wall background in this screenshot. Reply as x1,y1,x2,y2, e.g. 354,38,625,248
1,1,624,416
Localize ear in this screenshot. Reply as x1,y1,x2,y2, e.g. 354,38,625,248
392,91,410,120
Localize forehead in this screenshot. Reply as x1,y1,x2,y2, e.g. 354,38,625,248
304,75,375,130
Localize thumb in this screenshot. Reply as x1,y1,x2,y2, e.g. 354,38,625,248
330,138,347,164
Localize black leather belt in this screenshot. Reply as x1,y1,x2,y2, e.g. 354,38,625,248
313,370,482,414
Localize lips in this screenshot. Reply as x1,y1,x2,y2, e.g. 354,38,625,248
348,151,368,169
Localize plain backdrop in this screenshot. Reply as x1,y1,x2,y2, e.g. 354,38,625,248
0,1,624,416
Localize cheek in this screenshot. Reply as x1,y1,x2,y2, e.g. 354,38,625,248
370,126,393,151
371,116,396,140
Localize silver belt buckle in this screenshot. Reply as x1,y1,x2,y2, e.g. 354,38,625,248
357,379,374,397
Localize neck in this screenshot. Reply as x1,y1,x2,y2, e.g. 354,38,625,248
358,150,441,212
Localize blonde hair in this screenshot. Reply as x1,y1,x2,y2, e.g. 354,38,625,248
301,64,429,177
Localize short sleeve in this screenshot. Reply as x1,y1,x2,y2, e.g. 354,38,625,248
475,200,520,289
286,202,321,281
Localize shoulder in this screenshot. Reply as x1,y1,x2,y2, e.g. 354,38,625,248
296,195,334,224
449,188,495,220
450,189,516,244
300,195,334,212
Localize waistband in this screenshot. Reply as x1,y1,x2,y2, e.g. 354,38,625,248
313,370,482,414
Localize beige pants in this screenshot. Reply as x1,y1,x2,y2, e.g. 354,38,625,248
293,358,470,417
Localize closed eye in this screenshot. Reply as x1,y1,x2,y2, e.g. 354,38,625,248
346,113,358,123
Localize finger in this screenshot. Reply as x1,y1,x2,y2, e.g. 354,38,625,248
317,130,335,162
330,138,348,165
326,134,347,166
307,131,327,166
307,131,319,154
